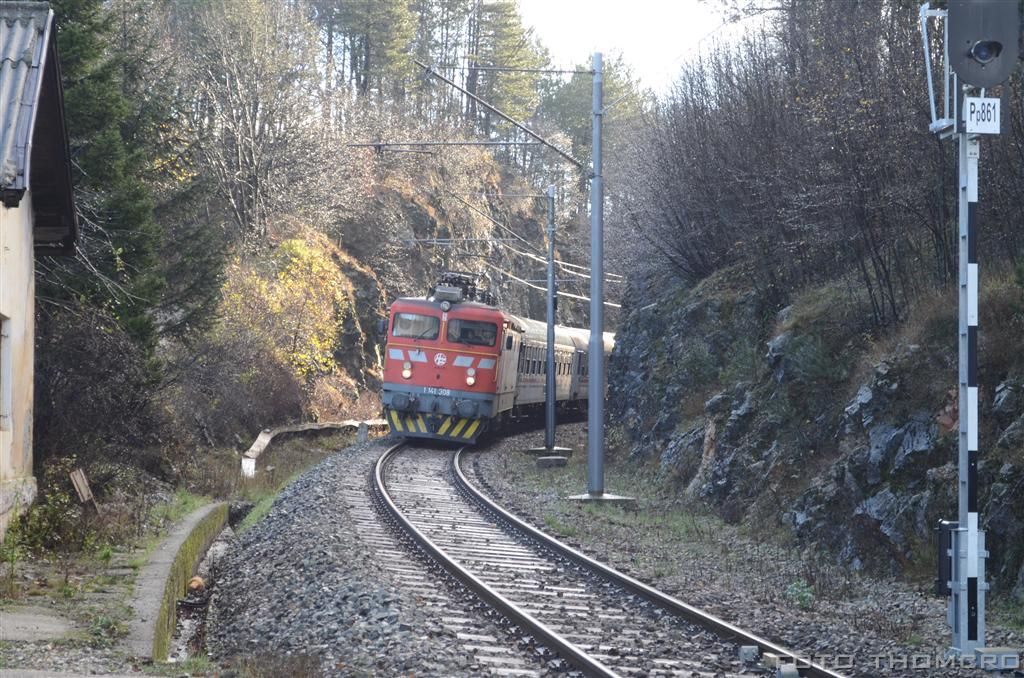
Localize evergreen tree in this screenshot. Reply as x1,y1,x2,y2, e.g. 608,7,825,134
468,0,546,135
539,54,646,169
45,0,162,345
337,0,415,101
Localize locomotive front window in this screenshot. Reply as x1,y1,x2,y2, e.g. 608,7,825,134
393,313,440,340
447,319,497,347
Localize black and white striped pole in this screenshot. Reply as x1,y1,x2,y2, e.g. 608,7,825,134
955,126,986,656
921,0,1019,661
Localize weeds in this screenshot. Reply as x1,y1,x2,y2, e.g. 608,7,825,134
784,579,815,610
231,653,321,677
236,493,277,534
543,515,579,538
84,605,129,646
96,545,113,565
0,525,22,598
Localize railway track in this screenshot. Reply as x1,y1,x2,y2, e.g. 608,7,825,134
375,441,850,678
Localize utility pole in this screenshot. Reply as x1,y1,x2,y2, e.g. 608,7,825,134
528,185,571,458
572,52,632,506
587,52,605,496
545,184,558,451
920,0,1019,665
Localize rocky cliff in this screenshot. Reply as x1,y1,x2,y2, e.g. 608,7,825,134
609,268,1024,602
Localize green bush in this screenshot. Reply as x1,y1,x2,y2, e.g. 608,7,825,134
0,522,22,598
784,578,815,610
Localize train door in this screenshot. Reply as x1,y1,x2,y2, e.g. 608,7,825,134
495,328,519,413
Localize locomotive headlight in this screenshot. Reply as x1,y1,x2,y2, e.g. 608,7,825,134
466,367,476,386
401,361,412,379
467,368,476,377
466,376,476,386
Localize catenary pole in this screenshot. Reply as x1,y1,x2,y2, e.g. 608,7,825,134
587,52,604,496
545,185,557,451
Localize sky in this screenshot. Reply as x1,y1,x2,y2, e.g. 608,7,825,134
517,0,732,94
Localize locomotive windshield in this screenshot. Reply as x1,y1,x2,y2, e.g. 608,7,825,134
392,312,440,340
447,319,497,347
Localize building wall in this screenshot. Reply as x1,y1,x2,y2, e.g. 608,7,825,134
0,192,37,539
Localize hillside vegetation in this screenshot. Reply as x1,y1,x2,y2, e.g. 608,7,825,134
34,0,619,472
607,0,1024,604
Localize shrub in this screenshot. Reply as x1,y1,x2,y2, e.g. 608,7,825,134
16,456,92,555
784,578,815,610
33,304,166,472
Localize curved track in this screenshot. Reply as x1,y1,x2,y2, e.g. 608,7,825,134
375,442,848,678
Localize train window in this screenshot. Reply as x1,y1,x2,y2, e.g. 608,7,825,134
393,313,439,340
447,319,497,347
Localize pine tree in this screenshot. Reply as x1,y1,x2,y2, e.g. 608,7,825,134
337,0,415,101
469,0,546,135
46,0,162,346
540,54,646,168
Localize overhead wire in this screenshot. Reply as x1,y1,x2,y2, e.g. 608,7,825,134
448,193,625,282
448,193,543,254
480,260,622,309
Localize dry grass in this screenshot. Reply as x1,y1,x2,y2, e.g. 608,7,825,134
183,432,354,501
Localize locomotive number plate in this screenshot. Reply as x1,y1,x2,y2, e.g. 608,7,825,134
425,387,452,396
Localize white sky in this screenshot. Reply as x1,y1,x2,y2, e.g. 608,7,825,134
517,0,729,94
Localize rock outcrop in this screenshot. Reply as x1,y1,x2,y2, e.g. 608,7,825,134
609,271,1024,590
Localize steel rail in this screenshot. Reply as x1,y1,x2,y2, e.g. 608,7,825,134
373,443,619,678
453,449,850,678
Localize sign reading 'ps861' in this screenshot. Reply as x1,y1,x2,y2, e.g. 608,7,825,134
964,97,1000,135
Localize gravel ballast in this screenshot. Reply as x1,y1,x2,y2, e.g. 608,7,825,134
471,423,1023,678
206,440,530,676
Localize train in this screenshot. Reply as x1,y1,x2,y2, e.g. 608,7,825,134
380,272,614,443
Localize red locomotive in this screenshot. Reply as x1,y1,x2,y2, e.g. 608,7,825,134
381,272,614,442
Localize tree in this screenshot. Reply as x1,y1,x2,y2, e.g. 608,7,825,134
44,0,162,345
170,0,323,244
336,0,415,101
466,0,546,135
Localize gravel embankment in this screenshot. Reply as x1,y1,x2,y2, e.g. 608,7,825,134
472,423,1023,678
207,440,511,676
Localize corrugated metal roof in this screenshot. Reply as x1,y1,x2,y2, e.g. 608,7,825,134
1,1,52,193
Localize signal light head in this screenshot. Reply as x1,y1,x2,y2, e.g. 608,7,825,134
970,40,1002,65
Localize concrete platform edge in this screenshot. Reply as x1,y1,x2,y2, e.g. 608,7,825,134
123,501,228,662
